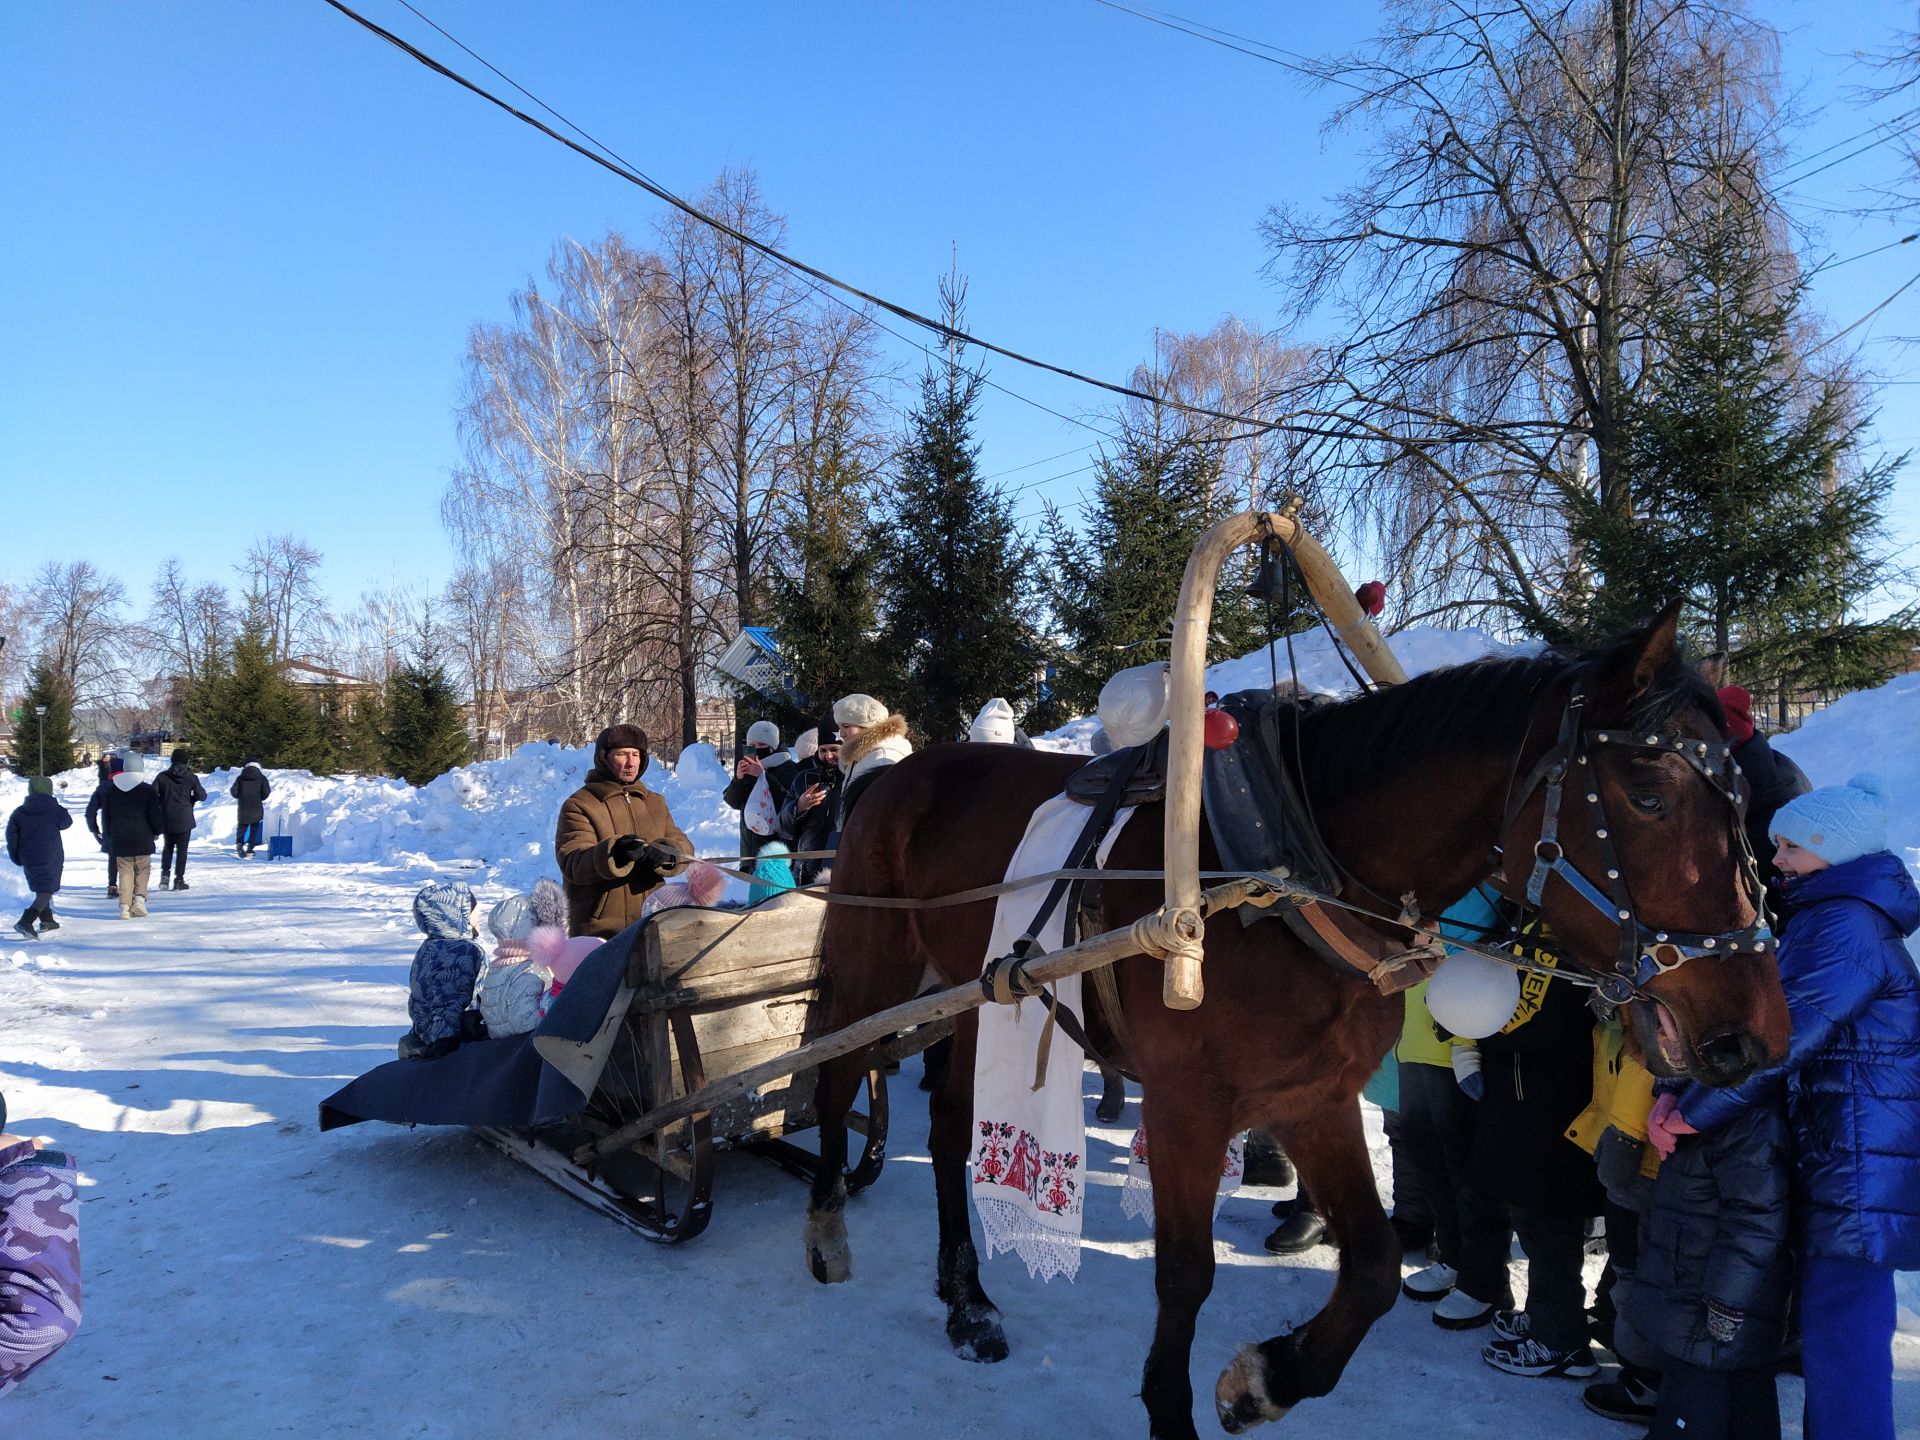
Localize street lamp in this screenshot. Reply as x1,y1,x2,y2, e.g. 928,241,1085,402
34,704,47,778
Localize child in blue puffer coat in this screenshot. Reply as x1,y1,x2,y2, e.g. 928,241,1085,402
400,881,485,1060
1651,773,1920,1440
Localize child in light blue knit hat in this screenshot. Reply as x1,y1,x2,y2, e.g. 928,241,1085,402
1650,770,1920,1440
1768,771,1891,870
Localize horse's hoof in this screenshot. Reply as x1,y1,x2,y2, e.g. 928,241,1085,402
805,1210,852,1285
1216,1345,1291,1433
947,1305,1009,1364
1095,1093,1126,1123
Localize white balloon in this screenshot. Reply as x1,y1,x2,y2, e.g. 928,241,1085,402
1426,949,1522,1040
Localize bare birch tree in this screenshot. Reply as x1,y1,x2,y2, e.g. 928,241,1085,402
27,560,131,709
238,534,330,661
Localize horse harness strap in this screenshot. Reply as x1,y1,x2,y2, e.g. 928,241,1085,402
1499,671,1775,1004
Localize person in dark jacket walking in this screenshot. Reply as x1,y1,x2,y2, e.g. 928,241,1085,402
152,752,208,890
83,755,123,898
1654,773,1920,1440
98,752,165,919
1717,686,1809,892
229,759,270,857
721,720,799,864
6,779,72,938
776,720,843,886
1625,1087,1790,1440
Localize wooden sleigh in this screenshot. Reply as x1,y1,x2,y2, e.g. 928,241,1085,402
477,899,933,1243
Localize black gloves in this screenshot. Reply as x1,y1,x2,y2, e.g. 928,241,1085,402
612,836,683,881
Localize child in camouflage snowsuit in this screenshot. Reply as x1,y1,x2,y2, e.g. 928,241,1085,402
400,881,484,1060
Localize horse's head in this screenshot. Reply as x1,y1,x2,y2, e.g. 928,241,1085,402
1502,606,1789,1086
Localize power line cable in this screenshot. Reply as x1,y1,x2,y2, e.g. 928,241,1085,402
319,0,1304,440
1807,268,1920,356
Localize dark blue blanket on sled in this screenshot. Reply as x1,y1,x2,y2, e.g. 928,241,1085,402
318,925,638,1132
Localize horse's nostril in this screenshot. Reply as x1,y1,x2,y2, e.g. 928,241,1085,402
1698,1030,1764,1081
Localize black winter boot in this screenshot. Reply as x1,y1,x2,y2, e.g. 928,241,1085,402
13,909,37,940
35,906,60,933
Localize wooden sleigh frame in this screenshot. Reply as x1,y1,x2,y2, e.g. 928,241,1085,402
480,900,927,1243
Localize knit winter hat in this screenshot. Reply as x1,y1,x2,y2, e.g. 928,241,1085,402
813,716,841,746
832,693,887,728
744,720,780,749
1771,772,1891,866
594,723,649,773
1717,685,1755,745
792,728,819,761
28,776,53,796
968,697,1016,745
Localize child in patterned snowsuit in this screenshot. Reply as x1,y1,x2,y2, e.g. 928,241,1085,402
400,881,484,1060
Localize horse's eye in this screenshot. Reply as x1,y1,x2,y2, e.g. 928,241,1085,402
1630,792,1667,816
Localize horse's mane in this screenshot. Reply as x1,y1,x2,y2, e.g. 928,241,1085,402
1289,636,1718,805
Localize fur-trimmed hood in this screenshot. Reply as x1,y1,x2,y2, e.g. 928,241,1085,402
839,712,912,782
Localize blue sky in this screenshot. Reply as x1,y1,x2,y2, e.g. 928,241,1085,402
5,1,1919,614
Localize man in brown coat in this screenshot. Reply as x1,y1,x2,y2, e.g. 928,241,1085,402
555,724,692,938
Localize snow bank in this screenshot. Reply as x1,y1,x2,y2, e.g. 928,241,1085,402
1772,671,1920,870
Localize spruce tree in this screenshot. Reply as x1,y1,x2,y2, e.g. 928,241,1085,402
1043,419,1283,717
878,274,1043,741
767,403,889,723
183,621,330,769
1542,204,1915,702
380,650,472,786
14,657,76,776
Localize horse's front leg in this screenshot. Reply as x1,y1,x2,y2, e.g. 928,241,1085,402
930,1011,1009,1361
1215,1099,1398,1433
804,1047,867,1284
1138,1090,1237,1440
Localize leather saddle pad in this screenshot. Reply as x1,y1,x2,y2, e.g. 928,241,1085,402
1063,728,1171,807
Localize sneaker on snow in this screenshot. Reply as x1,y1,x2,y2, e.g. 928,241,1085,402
1581,1372,1658,1423
107,885,119,899
1481,1334,1598,1378
130,896,149,918
1433,1288,1504,1329
1402,1261,1456,1301
174,878,189,891
37,915,60,932
1492,1309,1530,1342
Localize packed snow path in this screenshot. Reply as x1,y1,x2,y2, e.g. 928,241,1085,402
4,828,1916,1436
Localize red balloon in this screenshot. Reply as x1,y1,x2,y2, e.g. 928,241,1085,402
1355,580,1387,617
1203,707,1240,750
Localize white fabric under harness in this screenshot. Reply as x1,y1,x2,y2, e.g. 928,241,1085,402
969,794,1134,1281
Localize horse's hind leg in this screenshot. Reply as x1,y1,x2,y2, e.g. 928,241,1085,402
1215,1100,1398,1433
930,1011,1009,1362
805,1048,867,1284
1138,1089,1238,1440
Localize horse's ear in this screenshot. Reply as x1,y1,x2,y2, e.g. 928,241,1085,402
1594,601,1682,709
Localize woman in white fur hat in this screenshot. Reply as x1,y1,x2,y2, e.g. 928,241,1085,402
831,693,912,835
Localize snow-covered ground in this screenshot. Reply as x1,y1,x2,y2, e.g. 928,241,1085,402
3,628,1917,1435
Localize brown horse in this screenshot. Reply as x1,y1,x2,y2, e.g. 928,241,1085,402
802,612,1789,1439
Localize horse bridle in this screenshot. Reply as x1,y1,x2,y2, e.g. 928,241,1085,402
1496,671,1776,1005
